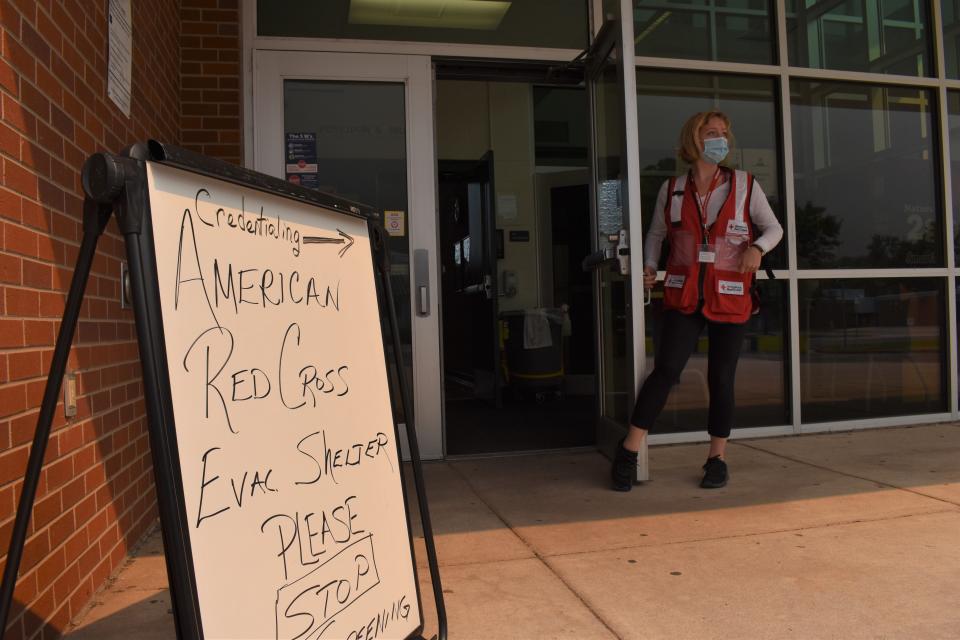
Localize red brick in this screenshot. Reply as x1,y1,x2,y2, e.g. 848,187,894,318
49,55,73,91
3,159,38,199
32,491,60,530
21,260,50,289
49,104,72,138
49,212,75,242
18,79,49,121
0,58,16,98
35,178,63,213
201,62,238,76
72,494,95,527
10,410,39,448
2,95,34,142
0,484,14,521
23,319,53,346
2,30,35,82
19,18,50,64
48,156,72,189
4,222,37,257
203,118,240,130
36,234,55,262
7,351,40,380
44,456,71,490
0,0,22,37
0,444,28,484
0,253,21,285
9,0,36,23
52,562,79,605
5,287,38,317
20,141,51,180
0,120,19,157
58,424,82,455
19,200,47,231
0,317,23,347
34,10,61,55
37,291,62,317
49,510,74,549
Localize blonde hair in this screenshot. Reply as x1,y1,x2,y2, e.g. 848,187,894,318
678,111,733,164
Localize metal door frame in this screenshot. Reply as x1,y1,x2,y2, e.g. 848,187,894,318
586,10,650,480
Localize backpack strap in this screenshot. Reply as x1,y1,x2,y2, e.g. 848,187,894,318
668,174,686,226
734,169,751,223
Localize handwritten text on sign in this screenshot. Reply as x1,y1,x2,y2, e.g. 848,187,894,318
146,163,420,640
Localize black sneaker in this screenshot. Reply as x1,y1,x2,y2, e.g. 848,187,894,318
700,456,728,489
611,439,638,492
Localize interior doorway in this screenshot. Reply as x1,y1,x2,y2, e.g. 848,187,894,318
436,75,597,455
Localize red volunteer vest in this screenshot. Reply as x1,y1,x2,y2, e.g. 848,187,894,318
662,168,755,324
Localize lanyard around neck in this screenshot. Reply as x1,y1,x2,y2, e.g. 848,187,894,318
692,168,723,229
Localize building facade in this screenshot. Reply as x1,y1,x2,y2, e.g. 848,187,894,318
2,0,960,637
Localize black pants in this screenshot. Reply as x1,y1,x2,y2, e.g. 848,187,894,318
630,309,748,439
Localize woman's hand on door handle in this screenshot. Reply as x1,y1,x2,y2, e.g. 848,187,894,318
643,266,657,290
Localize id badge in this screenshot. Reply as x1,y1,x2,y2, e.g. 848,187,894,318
698,243,716,264
726,220,750,236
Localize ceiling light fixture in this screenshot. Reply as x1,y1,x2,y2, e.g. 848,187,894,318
349,0,511,30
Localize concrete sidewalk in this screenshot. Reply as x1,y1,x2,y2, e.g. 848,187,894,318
64,424,960,639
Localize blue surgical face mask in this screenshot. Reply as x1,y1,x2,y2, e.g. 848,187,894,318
702,137,729,164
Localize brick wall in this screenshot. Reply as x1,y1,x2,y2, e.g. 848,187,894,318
181,0,241,165
0,1,180,639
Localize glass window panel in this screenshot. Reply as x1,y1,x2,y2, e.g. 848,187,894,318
633,0,775,64
785,0,931,77
596,63,632,424
791,81,942,269
258,0,588,49
950,91,960,264
799,278,947,423
945,1,960,79
644,280,790,433
636,70,786,269
283,80,411,419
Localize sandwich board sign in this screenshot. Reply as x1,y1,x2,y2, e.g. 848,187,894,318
0,142,445,640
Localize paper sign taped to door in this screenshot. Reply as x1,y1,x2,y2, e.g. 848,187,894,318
385,210,405,236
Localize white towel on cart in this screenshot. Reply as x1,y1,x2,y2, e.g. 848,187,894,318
523,309,553,350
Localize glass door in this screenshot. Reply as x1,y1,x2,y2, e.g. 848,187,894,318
252,51,442,458
585,19,649,479
435,72,596,455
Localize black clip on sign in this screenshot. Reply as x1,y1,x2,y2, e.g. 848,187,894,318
0,142,446,640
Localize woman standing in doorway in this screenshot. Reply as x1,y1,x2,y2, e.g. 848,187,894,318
611,111,783,491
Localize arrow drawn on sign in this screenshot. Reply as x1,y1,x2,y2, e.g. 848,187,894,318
302,229,355,257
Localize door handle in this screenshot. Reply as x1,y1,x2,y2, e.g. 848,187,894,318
413,249,430,317
418,285,429,315
582,229,631,275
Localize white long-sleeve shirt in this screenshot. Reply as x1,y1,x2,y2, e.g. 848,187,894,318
643,177,784,270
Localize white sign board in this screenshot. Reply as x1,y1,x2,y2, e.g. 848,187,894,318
107,0,132,117
145,162,422,640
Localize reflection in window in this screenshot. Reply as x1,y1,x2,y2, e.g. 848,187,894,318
258,0,588,49
633,0,775,64
636,70,786,268
786,0,931,77
946,2,960,79
644,280,790,433
950,92,960,263
799,279,947,423
791,81,941,269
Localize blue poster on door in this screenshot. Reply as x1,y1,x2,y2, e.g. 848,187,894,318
285,132,319,189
